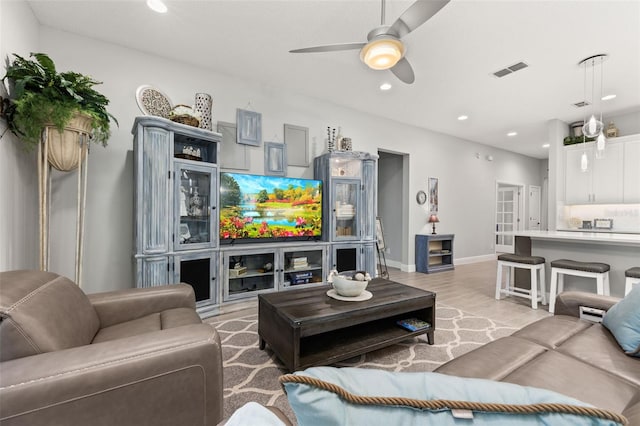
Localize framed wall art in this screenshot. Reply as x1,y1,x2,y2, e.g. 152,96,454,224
284,123,309,167
264,141,287,176
236,108,262,146
429,177,439,214
217,121,249,170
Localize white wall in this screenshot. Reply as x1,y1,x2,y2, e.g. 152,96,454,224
2,25,543,292
0,1,40,271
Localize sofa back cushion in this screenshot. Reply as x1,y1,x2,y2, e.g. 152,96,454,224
0,270,100,361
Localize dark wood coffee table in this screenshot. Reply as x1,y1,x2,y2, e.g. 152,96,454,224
258,278,435,372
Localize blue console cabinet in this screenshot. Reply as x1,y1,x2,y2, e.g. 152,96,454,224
416,234,455,273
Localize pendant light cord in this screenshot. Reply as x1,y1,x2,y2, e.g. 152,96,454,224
583,60,587,148
599,56,604,124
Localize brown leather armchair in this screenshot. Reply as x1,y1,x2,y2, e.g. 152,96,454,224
0,270,223,426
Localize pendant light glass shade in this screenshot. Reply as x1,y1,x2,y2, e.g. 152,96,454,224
583,114,603,138
581,152,589,172
595,131,606,159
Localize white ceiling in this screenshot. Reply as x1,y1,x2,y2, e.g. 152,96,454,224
27,0,640,159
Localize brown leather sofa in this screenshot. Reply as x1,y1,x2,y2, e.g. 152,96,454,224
435,291,640,424
0,270,223,426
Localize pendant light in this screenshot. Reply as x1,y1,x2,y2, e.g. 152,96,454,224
579,54,608,139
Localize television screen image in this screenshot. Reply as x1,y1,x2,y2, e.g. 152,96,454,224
220,173,322,242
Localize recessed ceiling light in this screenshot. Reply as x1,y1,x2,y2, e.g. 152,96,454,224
601,94,617,101
457,115,468,121
147,0,167,13
542,143,550,148
379,83,392,91
507,131,517,137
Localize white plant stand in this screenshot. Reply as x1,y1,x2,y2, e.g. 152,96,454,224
38,126,90,287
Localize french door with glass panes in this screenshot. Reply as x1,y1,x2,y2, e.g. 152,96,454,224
496,187,518,253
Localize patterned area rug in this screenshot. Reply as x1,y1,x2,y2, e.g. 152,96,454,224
210,304,518,422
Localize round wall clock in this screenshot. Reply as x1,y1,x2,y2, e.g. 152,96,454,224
416,190,427,205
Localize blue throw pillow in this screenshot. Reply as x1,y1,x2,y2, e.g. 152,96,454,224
281,367,625,425
603,285,640,356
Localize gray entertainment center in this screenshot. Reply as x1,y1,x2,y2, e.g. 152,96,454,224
132,117,378,317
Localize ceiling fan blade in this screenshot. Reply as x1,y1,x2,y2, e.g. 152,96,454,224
389,0,450,38
289,42,366,54
390,57,415,84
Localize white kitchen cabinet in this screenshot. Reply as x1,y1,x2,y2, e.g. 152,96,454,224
623,139,640,203
564,141,623,204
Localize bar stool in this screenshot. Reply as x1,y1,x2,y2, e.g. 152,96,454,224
495,254,546,309
625,267,640,296
549,259,610,314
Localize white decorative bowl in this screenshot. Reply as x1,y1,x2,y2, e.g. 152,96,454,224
332,273,369,297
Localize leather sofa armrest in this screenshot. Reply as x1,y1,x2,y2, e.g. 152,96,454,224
554,291,620,318
0,324,223,426
88,283,196,327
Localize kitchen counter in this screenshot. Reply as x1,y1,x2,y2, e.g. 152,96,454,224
509,231,640,297
556,228,640,235
511,230,640,247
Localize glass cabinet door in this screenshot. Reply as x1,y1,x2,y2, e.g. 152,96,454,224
224,250,277,301
332,179,360,241
281,247,326,288
175,161,217,251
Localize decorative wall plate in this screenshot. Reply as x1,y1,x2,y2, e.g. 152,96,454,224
136,85,172,118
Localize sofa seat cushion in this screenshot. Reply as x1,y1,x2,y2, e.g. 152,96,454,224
512,315,592,349
92,308,201,343
557,323,640,386
434,336,546,380
503,350,638,414
281,367,626,425
0,271,100,361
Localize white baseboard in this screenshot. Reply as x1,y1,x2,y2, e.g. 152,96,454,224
381,259,416,272
380,254,495,274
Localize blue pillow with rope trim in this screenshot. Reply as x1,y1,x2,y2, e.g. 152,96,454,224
280,367,626,425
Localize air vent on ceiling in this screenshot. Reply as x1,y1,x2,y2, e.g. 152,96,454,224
493,61,529,78
573,101,590,108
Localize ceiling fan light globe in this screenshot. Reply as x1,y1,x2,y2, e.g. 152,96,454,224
360,38,404,70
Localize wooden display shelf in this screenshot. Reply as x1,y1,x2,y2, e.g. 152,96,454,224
416,234,455,274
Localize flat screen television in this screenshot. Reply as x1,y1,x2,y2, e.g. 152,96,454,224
219,172,322,243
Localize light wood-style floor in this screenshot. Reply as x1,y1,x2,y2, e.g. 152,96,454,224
209,260,551,329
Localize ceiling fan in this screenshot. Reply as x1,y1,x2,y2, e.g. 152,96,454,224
289,0,450,84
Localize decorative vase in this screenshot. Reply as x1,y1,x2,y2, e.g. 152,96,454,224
189,188,204,216
44,112,93,172
339,137,352,151
194,93,213,130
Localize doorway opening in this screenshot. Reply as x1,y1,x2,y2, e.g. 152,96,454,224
377,149,409,271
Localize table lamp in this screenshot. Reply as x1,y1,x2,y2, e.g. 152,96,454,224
428,214,439,235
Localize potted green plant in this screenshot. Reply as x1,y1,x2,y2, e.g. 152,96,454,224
2,52,117,171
